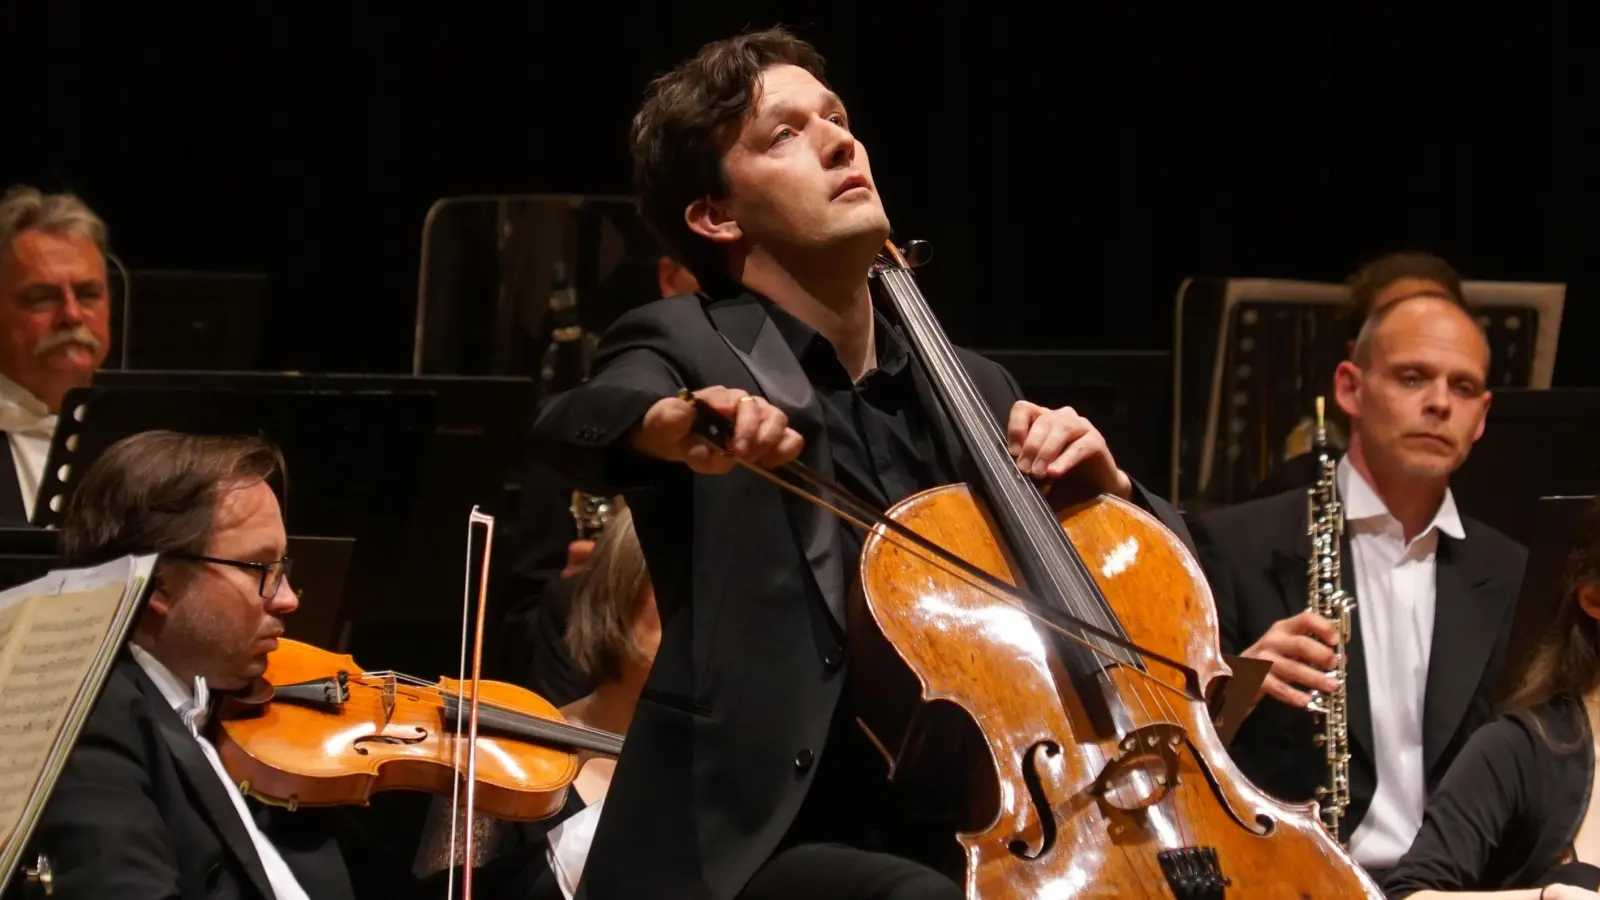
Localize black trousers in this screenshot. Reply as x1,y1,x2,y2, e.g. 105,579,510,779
737,843,962,900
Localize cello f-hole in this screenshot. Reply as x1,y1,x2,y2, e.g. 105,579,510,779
1007,741,1061,860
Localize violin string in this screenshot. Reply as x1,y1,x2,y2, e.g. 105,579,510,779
350,672,623,744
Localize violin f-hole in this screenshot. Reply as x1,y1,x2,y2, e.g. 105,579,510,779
352,727,428,754
1007,740,1061,860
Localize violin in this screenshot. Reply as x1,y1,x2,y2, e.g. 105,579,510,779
214,639,623,822
686,241,1383,897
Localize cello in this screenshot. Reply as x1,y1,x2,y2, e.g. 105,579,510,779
688,242,1382,898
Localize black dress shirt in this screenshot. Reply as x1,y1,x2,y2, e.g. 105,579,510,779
762,302,960,857
1385,696,1600,897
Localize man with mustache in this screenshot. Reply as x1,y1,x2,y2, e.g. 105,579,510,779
23,431,353,900
1193,293,1527,880
0,185,112,523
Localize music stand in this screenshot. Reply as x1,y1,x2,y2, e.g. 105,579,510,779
62,372,535,677
0,527,58,592
282,536,356,650
1496,495,1595,702
1451,388,1600,545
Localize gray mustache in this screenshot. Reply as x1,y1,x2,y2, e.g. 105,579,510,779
35,327,101,356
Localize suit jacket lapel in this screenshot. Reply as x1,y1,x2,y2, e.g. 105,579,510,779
1269,514,1375,779
1421,534,1498,778
707,296,848,631
132,664,277,900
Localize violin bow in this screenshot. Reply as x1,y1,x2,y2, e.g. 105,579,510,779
448,507,497,900
677,391,1209,703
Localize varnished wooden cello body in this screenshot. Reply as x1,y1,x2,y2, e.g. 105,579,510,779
837,245,1382,898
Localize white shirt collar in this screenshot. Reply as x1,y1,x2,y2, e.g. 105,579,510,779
0,373,55,435
128,642,212,735
1336,454,1465,541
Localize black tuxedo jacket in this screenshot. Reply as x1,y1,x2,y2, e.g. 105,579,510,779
22,655,353,900
1191,486,1528,844
528,290,1192,900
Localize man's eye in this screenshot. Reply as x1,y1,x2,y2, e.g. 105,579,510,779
772,127,795,146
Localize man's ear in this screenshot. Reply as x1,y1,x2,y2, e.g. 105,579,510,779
685,197,741,244
145,567,176,616
1333,361,1363,420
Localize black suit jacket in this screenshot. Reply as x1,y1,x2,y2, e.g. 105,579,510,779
1191,485,1528,844
528,290,1191,900
22,655,353,900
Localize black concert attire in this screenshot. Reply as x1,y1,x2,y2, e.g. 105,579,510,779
528,289,1193,900
1385,696,1600,896
21,652,354,900
1191,480,1528,869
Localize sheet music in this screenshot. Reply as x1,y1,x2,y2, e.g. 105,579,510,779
0,555,154,851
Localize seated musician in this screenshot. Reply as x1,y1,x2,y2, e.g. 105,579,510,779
1192,291,1527,880
0,185,113,523
1385,495,1600,899
1253,250,1466,498
416,504,658,899
527,27,1193,900
25,430,353,900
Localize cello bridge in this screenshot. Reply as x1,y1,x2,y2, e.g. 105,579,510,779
1088,722,1185,812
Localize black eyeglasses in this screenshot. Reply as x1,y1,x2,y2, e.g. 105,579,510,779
167,553,293,599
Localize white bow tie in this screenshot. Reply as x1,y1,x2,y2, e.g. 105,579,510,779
181,676,211,736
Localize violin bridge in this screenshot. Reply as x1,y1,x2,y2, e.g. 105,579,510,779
381,673,396,725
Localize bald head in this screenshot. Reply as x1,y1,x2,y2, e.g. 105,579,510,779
1350,293,1490,373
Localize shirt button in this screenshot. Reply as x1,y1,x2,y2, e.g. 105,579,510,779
823,647,844,672
794,748,815,773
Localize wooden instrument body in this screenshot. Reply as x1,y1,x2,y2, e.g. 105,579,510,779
852,485,1383,898
215,640,577,821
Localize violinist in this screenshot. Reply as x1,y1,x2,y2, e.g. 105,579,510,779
528,27,1193,900
24,430,354,900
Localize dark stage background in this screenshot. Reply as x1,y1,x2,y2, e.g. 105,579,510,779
5,2,1598,381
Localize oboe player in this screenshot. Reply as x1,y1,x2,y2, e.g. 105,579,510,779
1191,293,1526,879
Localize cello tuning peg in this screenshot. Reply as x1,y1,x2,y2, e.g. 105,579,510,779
902,240,933,268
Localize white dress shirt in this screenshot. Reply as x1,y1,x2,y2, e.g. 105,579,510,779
128,644,312,900
0,374,54,521
1337,457,1465,870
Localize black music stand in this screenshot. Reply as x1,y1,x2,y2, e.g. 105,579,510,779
64,372,535,677
1451,388,1600,545
0,526,59,592
282,536,357,650
1496,495,1595,702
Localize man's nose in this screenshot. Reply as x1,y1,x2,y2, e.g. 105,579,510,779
1422,380,1452,417
820,120,856,169
56,290,86,326
268,579,300,615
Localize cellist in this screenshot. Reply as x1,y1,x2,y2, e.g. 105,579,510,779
527,27,1194,900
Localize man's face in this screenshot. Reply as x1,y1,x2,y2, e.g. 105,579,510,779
0,230,110,404
708,64,891,256
156,481,297,691
1336,296,1492,482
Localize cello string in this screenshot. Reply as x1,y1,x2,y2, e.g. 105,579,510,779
880,265,1205,853
723,451,1201,705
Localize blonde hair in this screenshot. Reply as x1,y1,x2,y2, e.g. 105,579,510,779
0,185,108,261
564,504,650,682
